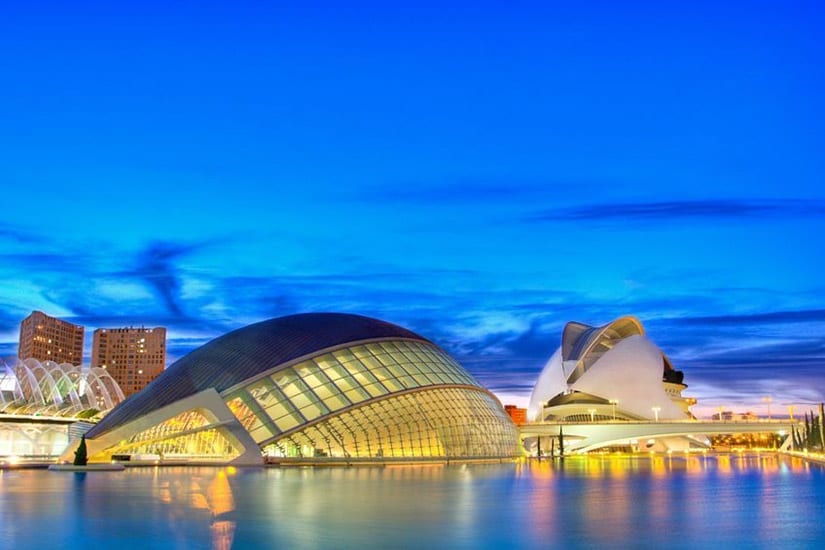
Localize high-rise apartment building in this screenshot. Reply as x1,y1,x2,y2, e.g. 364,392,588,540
18,311,85,365
91,327,167,397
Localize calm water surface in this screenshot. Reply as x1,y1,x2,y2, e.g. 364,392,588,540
1,454,824,549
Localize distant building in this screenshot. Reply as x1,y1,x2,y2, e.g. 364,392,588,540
92,327,167,397
712,411,757,422
504,405,527,425
18,311,85,365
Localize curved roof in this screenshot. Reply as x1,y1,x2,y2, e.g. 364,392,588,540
88,313,429,437
562,316,644,362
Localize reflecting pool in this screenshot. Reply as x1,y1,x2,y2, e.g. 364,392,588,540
2,454,824,548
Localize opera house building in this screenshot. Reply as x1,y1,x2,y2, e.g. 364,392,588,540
528,316,700,451
60,313,519,465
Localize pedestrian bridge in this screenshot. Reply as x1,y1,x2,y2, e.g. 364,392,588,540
519,419,798,454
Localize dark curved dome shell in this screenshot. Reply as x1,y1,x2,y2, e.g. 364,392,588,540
88,313,429,437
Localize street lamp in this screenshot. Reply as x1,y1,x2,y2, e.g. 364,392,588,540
788,404,795,421
652,406,661,422
588,408,596,422
762,396,773,420
609,399,618,421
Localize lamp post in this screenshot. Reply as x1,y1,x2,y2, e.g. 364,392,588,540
609,399,618,421
588,408,596,422
762,396,773,420
652,406,661,422
788,404,795,421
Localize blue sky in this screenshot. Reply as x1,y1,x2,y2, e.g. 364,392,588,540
1,1,824,417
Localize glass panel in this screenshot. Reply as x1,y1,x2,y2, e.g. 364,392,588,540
246,378,281,412
362,382,388,398
313,354,339,370
332,375,357,393
298,401,326,421
225,394,264,432
295,363,327,388
322,393,350,411
249,424,275,443
332,348,358,365
344,387,370,404
272,369,304,399
322,363,350,382
385,362,411,378
274,411,303,432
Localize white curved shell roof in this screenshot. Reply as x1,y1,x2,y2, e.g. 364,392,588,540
528,317,687,421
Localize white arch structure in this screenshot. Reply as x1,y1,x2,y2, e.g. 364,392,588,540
0,357,125,417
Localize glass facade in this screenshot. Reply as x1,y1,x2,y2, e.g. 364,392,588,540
263,387,518,458
222,339,517,458
83,336,518,463
102,410,240,461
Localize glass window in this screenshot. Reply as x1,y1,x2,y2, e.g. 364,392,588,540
321,363,350,382
274,411,303,432
313,354,339,370
344,386,370,404
295,362,328,389
362,382,388,398
246,378,281,412
322,393,350,411
298,401,326,421
332,348,358,365
331,374,357,393
273,369,307,399
249,424,276,443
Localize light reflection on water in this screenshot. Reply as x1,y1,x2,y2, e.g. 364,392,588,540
1,454,824,549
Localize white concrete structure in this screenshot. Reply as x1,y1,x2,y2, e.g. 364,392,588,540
527,316,701,452
0,358,125,416
520,420,796,454
0,358,125,461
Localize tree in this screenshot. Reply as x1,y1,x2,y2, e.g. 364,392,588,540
805,412,812,450
73,434,88,466
558,425,565,459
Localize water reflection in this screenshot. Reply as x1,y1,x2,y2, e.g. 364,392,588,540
150,467,237,549
0,456,824,548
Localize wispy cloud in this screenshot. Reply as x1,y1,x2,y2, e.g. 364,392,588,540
0,223,48,245
119,241,205,318
358,180,583,205
668,308,825,326
528,199,825,223
1,218,823,411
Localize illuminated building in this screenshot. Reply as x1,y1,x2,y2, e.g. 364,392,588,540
18,311,84,365
504,405,527,425
92,327,167,397
0,357,124,416
528,316,695,423
0,357,125,459
61,313,519,465
527,316,703,452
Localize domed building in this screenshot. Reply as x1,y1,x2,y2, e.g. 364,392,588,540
528,316,695,425
61,313,519,464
